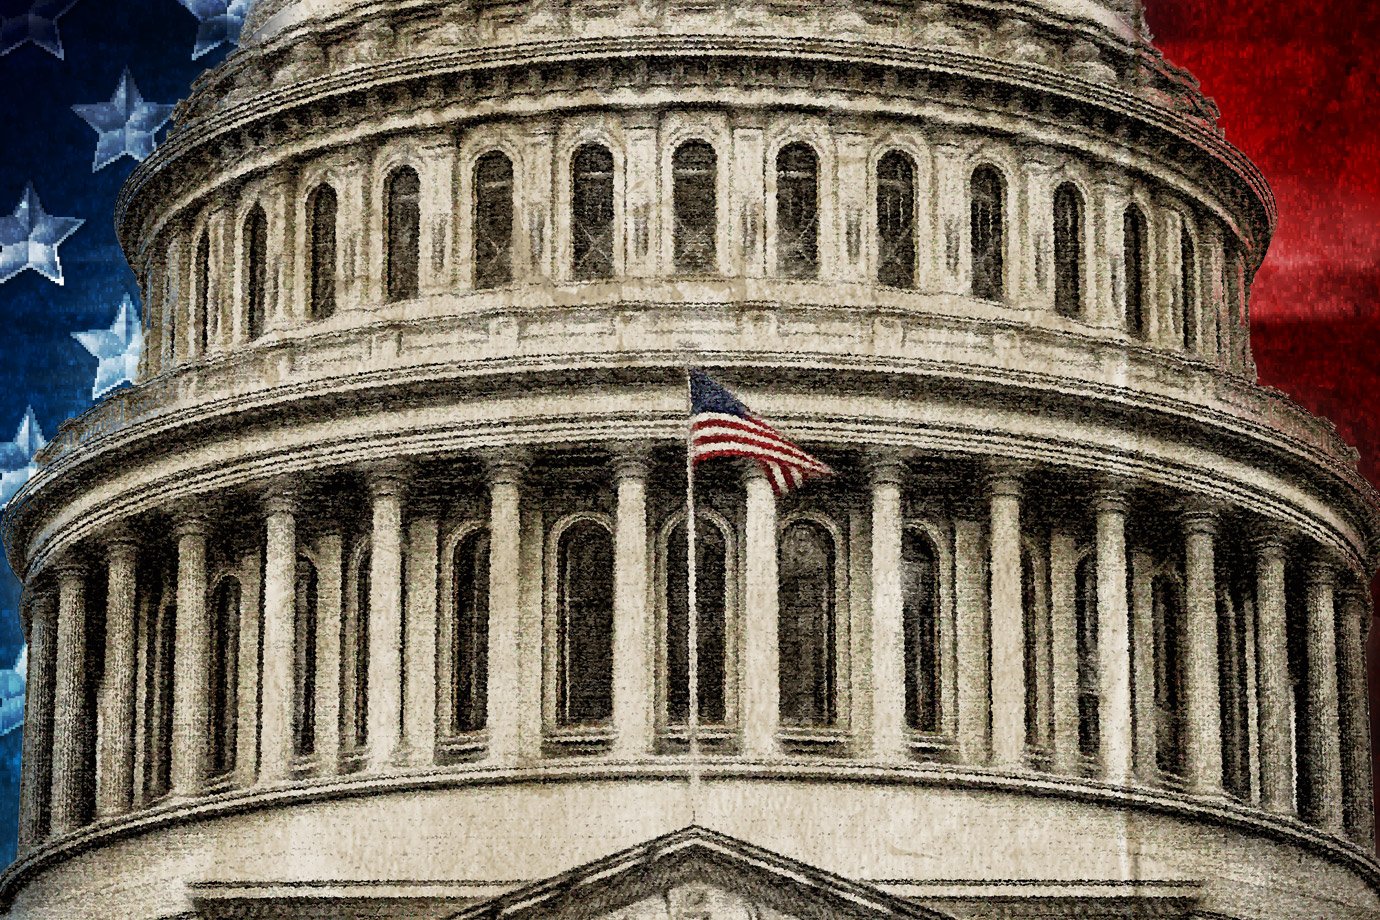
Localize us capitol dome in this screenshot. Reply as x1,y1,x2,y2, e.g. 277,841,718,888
2,0,1377,916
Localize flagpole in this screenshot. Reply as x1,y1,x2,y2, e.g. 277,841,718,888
685,370,701,800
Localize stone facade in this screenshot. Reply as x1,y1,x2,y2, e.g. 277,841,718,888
1,0,1377,918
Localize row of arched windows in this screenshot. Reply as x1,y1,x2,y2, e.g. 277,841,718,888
199,144,1209,351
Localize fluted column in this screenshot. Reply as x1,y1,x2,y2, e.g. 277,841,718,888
403,512,440,766
1129,550,1158,780
334,156,370,313
867,454,908,761
417,139,456,296
520,120,556,283
931,142,969,296
18,590,57,850
611,451,654,758
987,464,1025,769
1094,488,1133,784
367,465,407,771
834,131,869,284
259,484,298,784
50,562,89,836
1021,154,1059,311
1337,586,1375,847
1048,530,1080,772
1093,179,1131,332
96,532,138,818
1182,507,1223,796
742,464,779,757
954,513,989,764
170,515,212,798
1252,530,1295,815
314,530,344,773
485,454,526,762
623,117,659,278
729,117,766,278
1303,558,1344,832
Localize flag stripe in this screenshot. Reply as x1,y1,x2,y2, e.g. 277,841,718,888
691,432,833,474
690,417,832,469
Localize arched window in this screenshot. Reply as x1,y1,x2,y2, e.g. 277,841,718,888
665,516,728,727
970,166,1005,300
1152,573,1186,778
307,184,337,320
1179,225,1198,351
344,549,371,750
1074,555,1099,759
1124,204,1149,340
194,229,210,354
208,577,241,777
293,557,319,758
571,144,615,281
1053,183,1084,317
244,204,268,341
776,143,819,279
778,520,836,727
385,166,421,301
902,529,940,732
877,151,917,289
673,141,718,274
556,520,615,725
474,152,514,289
450,529,490,734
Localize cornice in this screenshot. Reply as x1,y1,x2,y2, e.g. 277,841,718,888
1,759,1376,911
115,33,1271,266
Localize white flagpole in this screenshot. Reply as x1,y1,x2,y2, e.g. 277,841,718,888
685,371,700,772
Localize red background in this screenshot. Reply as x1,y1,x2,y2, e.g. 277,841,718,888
1148,0,1380,841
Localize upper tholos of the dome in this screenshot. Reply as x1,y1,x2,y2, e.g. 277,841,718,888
241,0,1148,47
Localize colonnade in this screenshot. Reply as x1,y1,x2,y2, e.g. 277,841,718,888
15,451,1373,855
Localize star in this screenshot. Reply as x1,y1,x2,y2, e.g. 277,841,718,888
177,0,253,59
0,185,83,286
0,0,77,60
73,294,143,400
0,405,44,509
72,70,176,172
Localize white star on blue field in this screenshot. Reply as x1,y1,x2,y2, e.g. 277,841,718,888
0,184,83,285
72,69,176,172
72,294,142,399
0,0,78,59
177,0,252,59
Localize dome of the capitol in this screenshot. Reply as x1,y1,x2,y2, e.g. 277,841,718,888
1,0,1375,917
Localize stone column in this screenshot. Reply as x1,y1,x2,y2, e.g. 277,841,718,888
954,513,989,764
611,451,654,758
19,590,57,850
1303,557,1344,832
259,484,298,784
314,531,344,773
417,138,457,296
1093,179,1131,332
204,206,229,352
261,174,297,334
1199,220,1226,368
1021,153,1059,311
50,562,89,836
171,515,211,798
931,142,969,296
97,532,138,818
1094,488,1134,784
1253,530,1294,815
1337,586,1375,847
485,454,526,762
1048,530,1080,772
1182,507,1223,796
987,464,1025,770
1154,203,1184,349
867,454,908,761
403,513,440,767
728,117,766,279
834,131,869,285
367,465,407,771
1129,550,1158,780
742,463,779,757
334,156,370,313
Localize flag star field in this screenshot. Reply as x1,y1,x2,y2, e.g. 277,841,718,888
0,0,1377,868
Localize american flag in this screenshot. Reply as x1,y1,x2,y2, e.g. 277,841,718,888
689,370,832,494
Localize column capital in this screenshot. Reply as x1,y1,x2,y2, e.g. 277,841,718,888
866,450,909,488
1179,501,1221,536
102,525,140,553
262,477,302,516
172,511,212,539
1092,480,1132,515
984,459,1027,497
483,449,529,487
740,459,769,486
1307,555,1339,589
366,461,410,499
52,558,88,581
1250,523,1293,558
612,444,653,482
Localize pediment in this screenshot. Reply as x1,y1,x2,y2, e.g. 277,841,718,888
447,826,952,920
